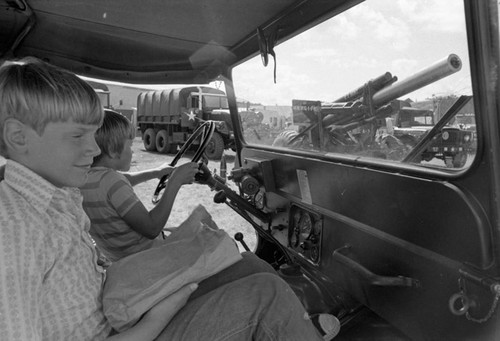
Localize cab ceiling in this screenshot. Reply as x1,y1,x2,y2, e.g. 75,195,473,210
0,0,359,84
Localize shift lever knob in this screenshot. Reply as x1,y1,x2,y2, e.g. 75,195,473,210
234,232,250,251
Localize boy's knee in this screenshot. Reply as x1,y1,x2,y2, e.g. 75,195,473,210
239,252,277,274
236,273,300,307
244,272,288,289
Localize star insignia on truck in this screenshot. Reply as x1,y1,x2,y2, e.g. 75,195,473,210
185,111,197,121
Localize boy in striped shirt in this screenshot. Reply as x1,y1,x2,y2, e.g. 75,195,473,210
80,109,199,262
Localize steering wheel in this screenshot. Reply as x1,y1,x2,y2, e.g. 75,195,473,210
152,121,215,204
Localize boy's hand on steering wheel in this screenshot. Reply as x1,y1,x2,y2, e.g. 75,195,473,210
170,162,199,185
156,162,175,179
194,162,212,184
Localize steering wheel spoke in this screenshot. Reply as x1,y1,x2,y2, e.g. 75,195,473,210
152,121,215,204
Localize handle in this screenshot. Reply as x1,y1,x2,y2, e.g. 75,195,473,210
333,245,420,288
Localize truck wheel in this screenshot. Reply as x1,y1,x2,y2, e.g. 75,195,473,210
205,132,224,160
155,129,174,154
452,152,468,168
143,128,157,151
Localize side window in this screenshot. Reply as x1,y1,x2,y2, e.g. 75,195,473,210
232,0,476,170
190,96,200,109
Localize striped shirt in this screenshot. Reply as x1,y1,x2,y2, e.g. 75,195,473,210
0,160,112,341
81,167,156,262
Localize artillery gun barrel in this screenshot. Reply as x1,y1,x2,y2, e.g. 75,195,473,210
372,54,462,106
333,72,396,103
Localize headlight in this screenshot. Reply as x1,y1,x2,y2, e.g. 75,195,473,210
442,131,450,140
216,121,226,130
464,134,471,142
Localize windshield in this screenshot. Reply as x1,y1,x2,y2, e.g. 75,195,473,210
232,0,476,171
203,95,229,110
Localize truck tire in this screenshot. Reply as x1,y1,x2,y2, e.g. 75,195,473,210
155,129,175,154
272,130,303,147
452,152,468,168
143,128,157,151
205,132,224,160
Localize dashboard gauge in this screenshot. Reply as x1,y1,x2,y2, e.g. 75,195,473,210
312,220,322,238
298,212,313,239
289,211,302,247
288,205,323,263
310,246,320,263
293,211,301,226
290,230,299,247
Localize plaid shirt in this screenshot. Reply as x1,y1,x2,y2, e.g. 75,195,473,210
0,160,112,340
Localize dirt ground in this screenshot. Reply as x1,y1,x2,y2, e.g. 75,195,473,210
130,137,257,251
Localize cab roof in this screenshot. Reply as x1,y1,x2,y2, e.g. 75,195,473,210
0,0,359,84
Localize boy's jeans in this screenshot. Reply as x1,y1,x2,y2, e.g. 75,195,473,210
188,251,276,301
156,252,323,340
156,272,323,340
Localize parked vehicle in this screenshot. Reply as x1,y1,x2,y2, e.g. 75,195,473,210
136,86,233,159
88,80,111,109
2,0,500,340
391,106,474,167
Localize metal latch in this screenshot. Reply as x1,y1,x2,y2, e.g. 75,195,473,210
448,269,500,323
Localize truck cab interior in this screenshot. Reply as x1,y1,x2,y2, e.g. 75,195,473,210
2,0,500,340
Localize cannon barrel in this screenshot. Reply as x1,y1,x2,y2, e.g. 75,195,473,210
372,54,462,106
334,72,396,103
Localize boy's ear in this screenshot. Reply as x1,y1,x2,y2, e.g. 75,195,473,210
108,151,120,159
3,118,28,153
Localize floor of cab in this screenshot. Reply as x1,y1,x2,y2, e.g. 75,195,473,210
336,308,411,341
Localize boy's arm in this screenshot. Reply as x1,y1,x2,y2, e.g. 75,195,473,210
122,163,174,187
121,162,199,239
106,283,197,341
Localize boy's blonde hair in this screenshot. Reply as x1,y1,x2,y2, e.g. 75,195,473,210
93,109,136,164
0,57,103,157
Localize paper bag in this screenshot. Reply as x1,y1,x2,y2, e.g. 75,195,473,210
102,204,242,332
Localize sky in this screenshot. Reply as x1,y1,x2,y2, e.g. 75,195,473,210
84,0,494,108
231,0,474,106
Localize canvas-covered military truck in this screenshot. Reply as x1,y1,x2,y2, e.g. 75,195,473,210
136,86,233,159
